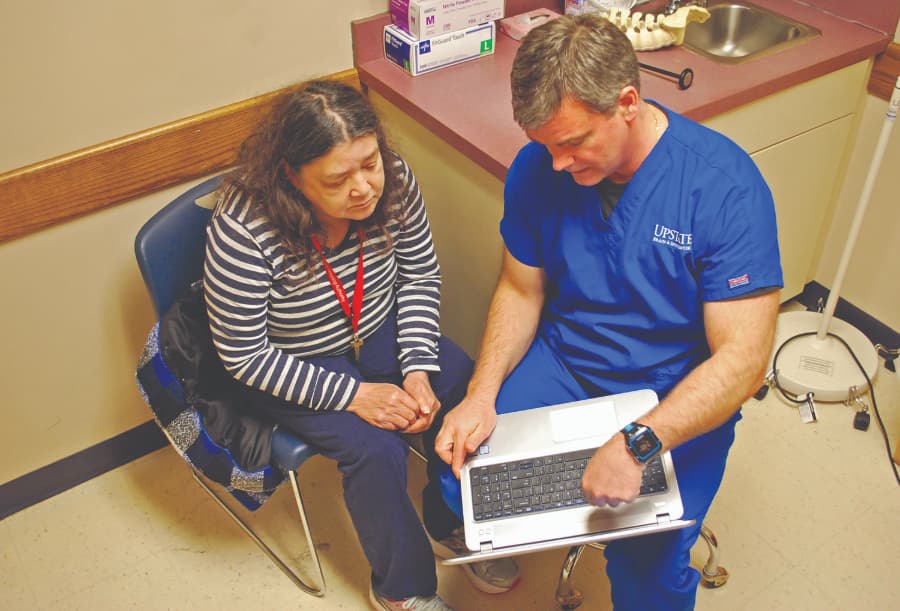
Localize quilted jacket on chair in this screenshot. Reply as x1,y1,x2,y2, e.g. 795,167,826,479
135,283,285,510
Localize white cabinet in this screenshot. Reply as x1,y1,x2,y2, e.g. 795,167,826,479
747,117,854,298
702,61,870,298
372,91,505,355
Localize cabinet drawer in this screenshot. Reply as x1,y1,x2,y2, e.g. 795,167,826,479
702,61,869,154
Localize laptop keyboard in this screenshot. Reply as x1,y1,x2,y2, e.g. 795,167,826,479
469,448,668,522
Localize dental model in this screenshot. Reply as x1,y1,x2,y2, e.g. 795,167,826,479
603,5,710,51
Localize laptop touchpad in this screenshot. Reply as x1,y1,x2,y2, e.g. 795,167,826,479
550,400,618,443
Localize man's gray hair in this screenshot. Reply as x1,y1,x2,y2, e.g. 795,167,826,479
511,14,640,131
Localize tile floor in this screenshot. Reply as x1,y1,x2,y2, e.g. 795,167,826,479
3,344,899,610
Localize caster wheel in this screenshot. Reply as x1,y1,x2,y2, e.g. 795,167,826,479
701,566,729,589
556,588,583,609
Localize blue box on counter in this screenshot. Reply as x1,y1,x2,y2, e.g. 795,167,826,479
383,22,495,76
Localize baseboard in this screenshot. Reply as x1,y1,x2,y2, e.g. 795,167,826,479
0,421,166,521
796,281,900,350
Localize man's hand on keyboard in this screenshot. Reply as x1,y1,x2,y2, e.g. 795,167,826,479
581,434,644,507
435,395,497,478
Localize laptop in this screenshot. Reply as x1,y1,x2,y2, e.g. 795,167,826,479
442,388,693,565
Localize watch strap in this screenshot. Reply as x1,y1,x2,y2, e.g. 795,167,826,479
621,421,662,464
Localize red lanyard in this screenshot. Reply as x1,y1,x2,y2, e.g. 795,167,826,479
311,225,366,359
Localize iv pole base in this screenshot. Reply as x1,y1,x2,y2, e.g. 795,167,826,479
770,310,878,402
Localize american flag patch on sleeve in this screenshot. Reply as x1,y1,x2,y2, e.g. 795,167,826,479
728,274,750,289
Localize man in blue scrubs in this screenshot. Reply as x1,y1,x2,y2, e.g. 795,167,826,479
435,14,783,610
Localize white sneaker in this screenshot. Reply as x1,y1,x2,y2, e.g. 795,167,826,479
431,527,521,594
369,584,453,610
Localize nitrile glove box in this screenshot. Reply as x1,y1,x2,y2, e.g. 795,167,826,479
383,22,495,76
390,0,504,38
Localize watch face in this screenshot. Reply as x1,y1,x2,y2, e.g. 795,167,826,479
633,434,657,456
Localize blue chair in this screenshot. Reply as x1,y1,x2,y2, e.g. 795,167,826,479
134,174,325,597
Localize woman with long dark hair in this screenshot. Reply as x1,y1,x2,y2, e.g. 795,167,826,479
203,80,517,610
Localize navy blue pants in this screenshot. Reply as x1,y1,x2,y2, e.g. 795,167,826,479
440,335,738,610
255,312,471,600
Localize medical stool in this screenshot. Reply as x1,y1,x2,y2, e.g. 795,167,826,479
554,524,728,609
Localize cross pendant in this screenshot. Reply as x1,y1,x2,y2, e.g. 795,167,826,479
351,335,364,361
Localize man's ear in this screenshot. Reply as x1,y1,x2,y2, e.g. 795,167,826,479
618,86,640,123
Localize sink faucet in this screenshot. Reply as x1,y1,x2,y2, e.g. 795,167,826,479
665,0,707,15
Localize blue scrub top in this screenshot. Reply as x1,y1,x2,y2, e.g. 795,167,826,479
501,103,783,397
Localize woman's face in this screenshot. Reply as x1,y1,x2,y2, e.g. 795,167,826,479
285,134,385,230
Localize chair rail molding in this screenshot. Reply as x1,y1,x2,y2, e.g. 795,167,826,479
869,41,900,101
0,69,360,245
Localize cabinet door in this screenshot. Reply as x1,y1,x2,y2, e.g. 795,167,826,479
371,91,505,356
751,115,854,298
702,62,867,155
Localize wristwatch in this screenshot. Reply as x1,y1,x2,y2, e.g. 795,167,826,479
621,422,662,464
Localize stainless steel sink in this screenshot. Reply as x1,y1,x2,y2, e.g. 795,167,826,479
682,1,821,64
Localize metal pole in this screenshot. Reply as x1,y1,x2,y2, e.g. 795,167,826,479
817,76,900,339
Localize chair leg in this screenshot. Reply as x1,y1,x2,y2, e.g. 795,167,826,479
554,526,729,608
405,436,427,463
699,524,729,589
555,545,588,610
190,468,326,597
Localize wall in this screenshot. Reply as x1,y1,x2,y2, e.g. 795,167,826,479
814,25,900,332
0,0,384,486
1,0,383,173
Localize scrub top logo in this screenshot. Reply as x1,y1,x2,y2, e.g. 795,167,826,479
652,224,692,252
728,273,750,289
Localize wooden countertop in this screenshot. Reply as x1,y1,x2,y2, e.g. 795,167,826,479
352,0,889,182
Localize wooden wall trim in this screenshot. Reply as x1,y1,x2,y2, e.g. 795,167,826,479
0,69,360,244
868,41,900,101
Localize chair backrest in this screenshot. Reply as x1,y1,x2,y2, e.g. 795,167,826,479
134,175,223,317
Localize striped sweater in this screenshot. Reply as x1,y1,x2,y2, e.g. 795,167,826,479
203,156,442,411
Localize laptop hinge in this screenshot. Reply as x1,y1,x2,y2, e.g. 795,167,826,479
656,513,671,526
479,542,493,553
